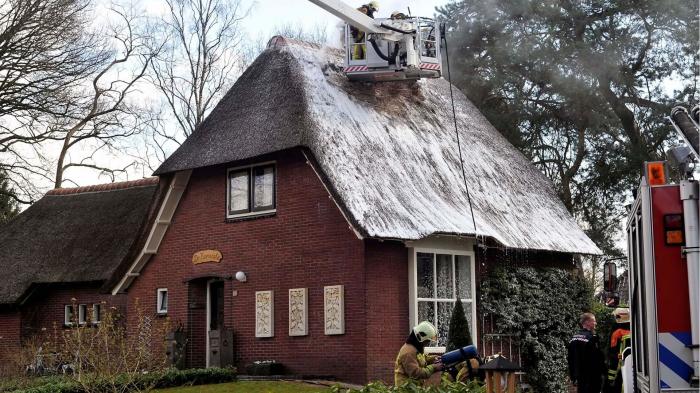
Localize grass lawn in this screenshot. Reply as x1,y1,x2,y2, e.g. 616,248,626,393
154,380,332,392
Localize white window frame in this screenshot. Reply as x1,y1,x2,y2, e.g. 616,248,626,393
157,288,168,315
409,247,477,353
92,304,102,324
64,305,75,326
226,161,276,219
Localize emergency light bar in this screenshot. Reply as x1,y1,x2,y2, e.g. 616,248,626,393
644,161,668,186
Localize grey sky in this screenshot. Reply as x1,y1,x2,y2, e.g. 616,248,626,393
242,0,450,44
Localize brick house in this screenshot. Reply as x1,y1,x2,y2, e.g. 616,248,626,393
0,178,162,354
105,37,600,383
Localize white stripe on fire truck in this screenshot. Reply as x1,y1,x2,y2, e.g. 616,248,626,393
420,63,440,70
660,362,690,389
659,332,693,388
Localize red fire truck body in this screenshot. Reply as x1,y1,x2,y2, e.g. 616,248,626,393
627,173,699,392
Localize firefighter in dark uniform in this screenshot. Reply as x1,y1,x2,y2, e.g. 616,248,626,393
604,308,631,393
568,312,606,393
350,1,378,60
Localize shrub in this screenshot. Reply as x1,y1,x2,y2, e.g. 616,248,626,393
6,299,172,393
333,380,485,393
3,368,237,393
480,266,591,393
592,301,619,360
446,298,473,351
152,368,237,389
60,299,170,393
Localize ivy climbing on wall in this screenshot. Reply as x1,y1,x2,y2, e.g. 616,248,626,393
480,265,592,393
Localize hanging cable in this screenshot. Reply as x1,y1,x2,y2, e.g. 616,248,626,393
441,23,478,237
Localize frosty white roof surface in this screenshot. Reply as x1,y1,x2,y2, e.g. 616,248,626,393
155,37,601,255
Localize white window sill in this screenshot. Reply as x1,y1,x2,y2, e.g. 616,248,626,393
226,209,276,220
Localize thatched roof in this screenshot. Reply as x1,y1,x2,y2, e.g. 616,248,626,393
155,37,600,255
0,178,159,305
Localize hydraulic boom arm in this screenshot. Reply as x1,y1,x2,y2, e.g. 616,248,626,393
307,0,403,41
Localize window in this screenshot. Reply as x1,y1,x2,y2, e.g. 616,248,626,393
227,163,276,218
412,250,476,349
157,288,168,314
92,304,102,324
64,305,75,326
78,304,88,325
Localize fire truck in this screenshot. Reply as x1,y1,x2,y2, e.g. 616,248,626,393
605,106,699,392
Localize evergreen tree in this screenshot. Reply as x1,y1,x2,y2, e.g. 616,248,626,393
446,287,473,351
438,0,699,256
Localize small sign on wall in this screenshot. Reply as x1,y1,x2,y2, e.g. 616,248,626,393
288,288,308,336
324,285,345,335
255,290,274,338
192,250,222,265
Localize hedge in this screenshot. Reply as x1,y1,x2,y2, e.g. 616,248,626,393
332,381,485,393
480,265,591,393
4,367,237,393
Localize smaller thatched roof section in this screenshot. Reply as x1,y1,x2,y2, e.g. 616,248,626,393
0,178,160,305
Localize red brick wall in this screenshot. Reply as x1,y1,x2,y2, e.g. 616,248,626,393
0,311,21,350
364,240,409,383
0,311,20,375
0,284,125,374
126,149,368,383
19,284,126,339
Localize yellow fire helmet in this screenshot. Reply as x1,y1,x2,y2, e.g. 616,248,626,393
368,1,379,11
413,321,437,343
613,307,630,324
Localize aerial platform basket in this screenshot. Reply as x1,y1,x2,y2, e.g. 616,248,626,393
342,17,442,82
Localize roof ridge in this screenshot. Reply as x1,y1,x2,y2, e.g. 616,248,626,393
267,35,322,50
266,35,344,56
46,177,159,196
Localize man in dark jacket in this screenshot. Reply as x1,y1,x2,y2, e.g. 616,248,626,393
568,312,606,393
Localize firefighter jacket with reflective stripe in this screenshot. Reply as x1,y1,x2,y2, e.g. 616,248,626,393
605,327,631,393
394,343,438,386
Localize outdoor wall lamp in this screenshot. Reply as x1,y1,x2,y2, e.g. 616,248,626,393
235,271,247,282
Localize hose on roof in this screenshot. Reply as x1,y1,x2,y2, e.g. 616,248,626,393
440,23,479,238
379,23,416,35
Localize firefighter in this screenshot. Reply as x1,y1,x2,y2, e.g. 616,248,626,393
453,357,481,382
394,321,444,387
350,1,379,60
604,308,631,393
568,312,606,393
390,10,407,19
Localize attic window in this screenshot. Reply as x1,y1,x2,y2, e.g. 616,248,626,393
227,163,276,218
